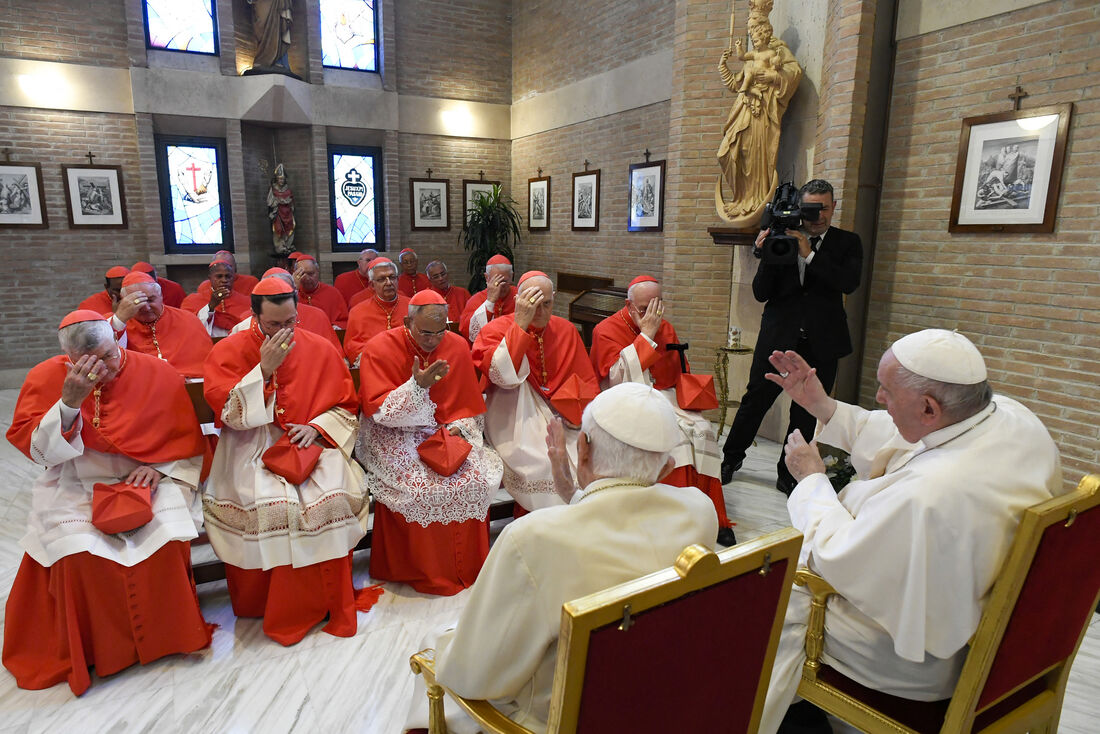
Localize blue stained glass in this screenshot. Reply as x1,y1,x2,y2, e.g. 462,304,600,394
332,153,377,245
168,145,224,245
321,0,377,71
146,0,217,55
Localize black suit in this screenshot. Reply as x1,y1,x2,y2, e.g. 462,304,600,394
722,225,863,489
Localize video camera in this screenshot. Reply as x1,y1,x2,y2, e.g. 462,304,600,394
754,182,824,265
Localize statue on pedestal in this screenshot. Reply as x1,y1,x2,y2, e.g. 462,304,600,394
267,163,296,255
715,0,802,226
246,0,294,75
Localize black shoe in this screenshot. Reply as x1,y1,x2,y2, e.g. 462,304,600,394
776,475,797,495
716,527,737,547
720,459,743,484
778,701,833,734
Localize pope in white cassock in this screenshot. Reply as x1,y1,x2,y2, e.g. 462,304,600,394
404,382,719,733
757,329,1062,734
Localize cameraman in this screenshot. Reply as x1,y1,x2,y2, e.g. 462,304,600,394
721,179,863,493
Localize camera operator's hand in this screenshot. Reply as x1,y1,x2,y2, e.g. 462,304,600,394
754,229,767,250
786,228,813,258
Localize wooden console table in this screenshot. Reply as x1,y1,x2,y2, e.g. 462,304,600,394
714,344,754,433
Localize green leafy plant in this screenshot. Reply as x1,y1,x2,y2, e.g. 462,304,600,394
459,184,522,293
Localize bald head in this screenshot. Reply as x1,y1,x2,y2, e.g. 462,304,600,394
518,275,555,328
627,280,661,307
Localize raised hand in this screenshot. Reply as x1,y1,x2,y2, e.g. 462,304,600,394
412,356,450,388
487,273,510,304
514,285,543,330
636,297,664,340
260,327,294,380
62,354,106,408
765,350,836,424
114,291,148,323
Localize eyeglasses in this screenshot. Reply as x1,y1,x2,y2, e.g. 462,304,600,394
414,325,448,337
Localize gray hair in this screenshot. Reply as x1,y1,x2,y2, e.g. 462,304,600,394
425,260,447,275
580,412,670,486
893,361,993,422
799,179,834,200
120,280,162,297
627,279,660,303
58,320,114,359
485,262,513,276
368,259,397,280
406,303,447,321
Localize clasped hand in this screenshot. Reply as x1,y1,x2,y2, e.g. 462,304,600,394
413,356,449,388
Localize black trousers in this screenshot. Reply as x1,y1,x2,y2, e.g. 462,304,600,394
721,334,838,486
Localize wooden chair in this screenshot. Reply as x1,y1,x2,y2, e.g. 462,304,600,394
410,527,803,734
794,473,1100,734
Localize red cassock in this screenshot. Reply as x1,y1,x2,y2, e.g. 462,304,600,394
4,352,212,695
472,314,598,399
433,284,472,324
359,329,494,595
181,289,253,332
299,282,349,328
204,325,378,645
398,272,431,297
197,273,259,298
459,286,517,340
157,276,187,308
334,269,372,306
343,293,410,363
295,301,343,353
589,307,731,529
77,290,113,314
122,305,213,378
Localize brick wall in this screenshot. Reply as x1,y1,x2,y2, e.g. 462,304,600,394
867,0,1100,486
0,108,149,369
509,101,670,306
0,0,130,67
511,0,673,102
394,0,511,105
397,132,511,290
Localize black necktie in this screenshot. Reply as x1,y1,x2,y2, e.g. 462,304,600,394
810,236,821,252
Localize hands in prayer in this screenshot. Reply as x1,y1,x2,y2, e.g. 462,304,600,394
125,465,162,491
260,328,294,380
207,287,231,311
413,356,449,388
545,417,576,504
62,354,107,408
115,291,149,323
765,350,837,424
783,429,825,483
514,285,544,331
286,423,319,448
631,297,664,340
486,273,510,304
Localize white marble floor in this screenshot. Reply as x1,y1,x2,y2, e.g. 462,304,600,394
0,389,1096,733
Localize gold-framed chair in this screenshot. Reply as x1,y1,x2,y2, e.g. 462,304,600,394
410,527,803,734
794,473,1100,734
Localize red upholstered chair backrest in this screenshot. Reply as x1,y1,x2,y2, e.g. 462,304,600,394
548,530,802,734
977,496,1100,708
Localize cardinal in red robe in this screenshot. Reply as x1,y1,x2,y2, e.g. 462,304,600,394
333,248,378,305
471,272,599,513
590,275,735,545
344,257,409,364
181,258,252,337
293,255,349,328
426,260,472,324
131,261,187,308
110,272,212,378
202,278,377,646
460,254,516,341
77,265,129,314
4,310,212,696
194,250,259,298
397,247,432,296
357,290,503,595
229,268,342,355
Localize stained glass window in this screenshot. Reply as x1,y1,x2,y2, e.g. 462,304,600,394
320,0,378,71
330,146,384,251
144,0,218,55
155,136,233,253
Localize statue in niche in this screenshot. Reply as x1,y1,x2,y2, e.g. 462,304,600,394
715,0,802,226
267,163,296,254
246,0,294,74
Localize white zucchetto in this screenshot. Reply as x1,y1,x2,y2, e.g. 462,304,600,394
586,382,680,453
891,329,987,385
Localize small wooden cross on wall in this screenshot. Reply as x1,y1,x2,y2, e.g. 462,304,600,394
85,151,96,165
644,148,651,163
426,167,433,178
478,170,485,181
537,166,543,178
1008,86,1028,111
583,159,590,172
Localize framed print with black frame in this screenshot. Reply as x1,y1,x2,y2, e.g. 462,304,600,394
410,177,450,230
62,164,128,229
949,103,1072,233
153,134,233,253
627,159,665,232
329,144,385,252
528,175,550,230
463,179,499,228
571,169,600,231
0,162,48,228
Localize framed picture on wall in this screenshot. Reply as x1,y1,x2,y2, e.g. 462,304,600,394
0,162,48,228
627,159,665,232
463,179,499,227
62,164,128,229
528,175,550,230
410,178,450,230
949,103,1072,233
571,169,600,231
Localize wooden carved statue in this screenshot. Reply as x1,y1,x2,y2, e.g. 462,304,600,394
247,0,293,72
716,0,802,226
267,163,296,254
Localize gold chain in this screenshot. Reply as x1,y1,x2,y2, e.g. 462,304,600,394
150,319,164,359
535,333,547,385
92,387,102,427
578,480,645,503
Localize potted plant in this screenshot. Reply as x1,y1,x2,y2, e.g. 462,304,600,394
459,184,522,293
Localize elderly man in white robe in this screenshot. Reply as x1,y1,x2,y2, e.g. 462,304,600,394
757,329,1062,734
404,382,719,733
